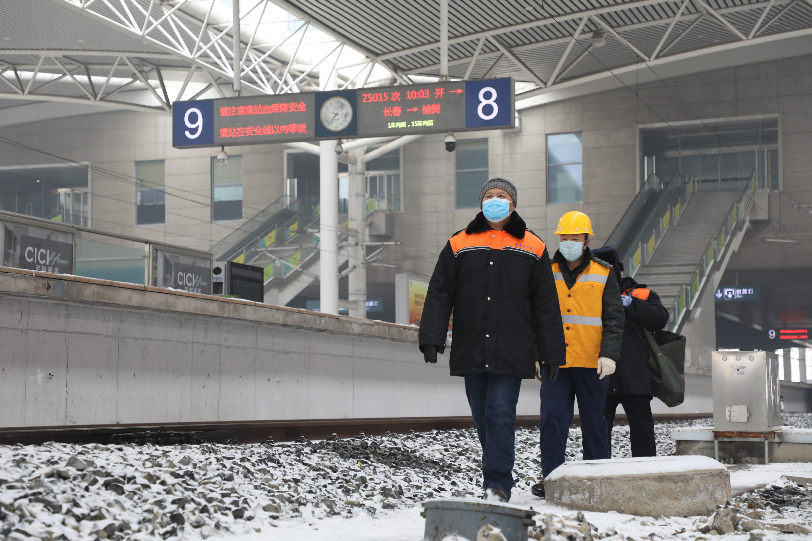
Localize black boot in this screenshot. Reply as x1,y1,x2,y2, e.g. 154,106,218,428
531,481,545,498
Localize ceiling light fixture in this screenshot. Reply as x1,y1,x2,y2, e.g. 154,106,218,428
591,29,605,48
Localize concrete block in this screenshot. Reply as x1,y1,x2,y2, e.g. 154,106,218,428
736,97,778,116
545,456,730,517
273,349,311,419
25,298,68,333
782,113,812,135
65,335,119,425
545,113,583,134
217,345,257,421
0,328,28,427
189,342,222,422
307,353,354,418
0,296,29,330
24,330,68,426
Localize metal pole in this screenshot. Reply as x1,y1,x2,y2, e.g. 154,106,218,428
348,147,367,318
764,438,769,465
232,0,241,96
439,0,449,81
319,64,339,315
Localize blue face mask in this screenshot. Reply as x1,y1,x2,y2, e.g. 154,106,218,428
559,240,584,261
482,198,511,222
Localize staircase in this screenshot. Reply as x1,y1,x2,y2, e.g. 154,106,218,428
606,172,757,332
635,192,745,310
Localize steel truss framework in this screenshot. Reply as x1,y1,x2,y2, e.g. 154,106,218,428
1,0,812,114
0,0,387,114
281,0,812,91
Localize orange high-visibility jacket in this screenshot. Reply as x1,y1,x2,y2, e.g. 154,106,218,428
552,260,611,369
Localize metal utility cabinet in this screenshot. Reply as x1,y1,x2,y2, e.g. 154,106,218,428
712,351,781,433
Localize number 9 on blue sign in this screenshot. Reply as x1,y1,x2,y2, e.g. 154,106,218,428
173,100,214,147
185,108,203,139
465,78,512,129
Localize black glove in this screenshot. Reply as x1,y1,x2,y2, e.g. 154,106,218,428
548,364,559,382
423,345,439,364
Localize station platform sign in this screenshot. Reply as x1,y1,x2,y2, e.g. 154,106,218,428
172,78,514,148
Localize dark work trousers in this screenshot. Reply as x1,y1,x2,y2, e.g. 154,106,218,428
464,373,523,499
604,394,656,457
539,367,610,478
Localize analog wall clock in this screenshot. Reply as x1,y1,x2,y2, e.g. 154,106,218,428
319,95,353,132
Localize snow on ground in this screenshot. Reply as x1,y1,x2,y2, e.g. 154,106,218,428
1,414,810,540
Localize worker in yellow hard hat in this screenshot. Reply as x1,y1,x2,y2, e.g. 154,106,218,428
532,211,624,498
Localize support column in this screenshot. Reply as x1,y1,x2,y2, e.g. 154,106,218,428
439,0,449,81
348,147,367,318
232,0,241,96
783,348,794,382
798,348,808,384
319,67,339,315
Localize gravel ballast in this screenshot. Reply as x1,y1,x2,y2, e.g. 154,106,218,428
1,415,810,540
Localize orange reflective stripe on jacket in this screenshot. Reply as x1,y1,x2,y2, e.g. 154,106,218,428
631,288,650,300
623,287,651,300
450,228,546,259
552,260,609,369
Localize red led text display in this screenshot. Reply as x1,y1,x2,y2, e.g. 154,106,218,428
211,94,315,145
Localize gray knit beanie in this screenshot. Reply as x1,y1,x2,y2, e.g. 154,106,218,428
479,177,518,207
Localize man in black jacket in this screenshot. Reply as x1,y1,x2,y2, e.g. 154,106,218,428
594,246,669,458
419,178,565,502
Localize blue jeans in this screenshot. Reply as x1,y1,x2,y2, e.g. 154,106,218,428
539,367,610,478
464,373,523,499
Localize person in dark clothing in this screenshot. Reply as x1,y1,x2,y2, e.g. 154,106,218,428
532,212,624,499
593,246,669,458
419,178,566,502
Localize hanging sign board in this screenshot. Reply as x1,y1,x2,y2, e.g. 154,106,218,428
356,78,514,137
172,78,514,148
173,94,316,148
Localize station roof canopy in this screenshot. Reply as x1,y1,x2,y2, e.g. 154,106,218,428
2,0,812,119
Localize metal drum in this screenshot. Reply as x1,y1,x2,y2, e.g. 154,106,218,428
421,498,536,541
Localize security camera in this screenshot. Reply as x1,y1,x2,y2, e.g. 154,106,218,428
334,141,344,155
444,132,456,152
217,147,228,167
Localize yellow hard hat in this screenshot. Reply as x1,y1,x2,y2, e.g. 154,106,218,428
556,211,594,236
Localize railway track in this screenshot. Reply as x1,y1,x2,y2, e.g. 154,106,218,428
0,414,710,446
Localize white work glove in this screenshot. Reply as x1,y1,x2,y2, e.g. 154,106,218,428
597,357,616,379
535,360,543,383
621,294,632,307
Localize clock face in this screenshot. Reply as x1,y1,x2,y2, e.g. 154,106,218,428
320,96,353,132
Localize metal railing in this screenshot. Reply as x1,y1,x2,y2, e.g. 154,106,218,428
0,210,212,293
210,194,302,262
666,172,757,331
606,171,696,278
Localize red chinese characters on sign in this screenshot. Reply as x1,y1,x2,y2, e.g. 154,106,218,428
383,106,402,117
219,102,307,116
422,103,441,115
390,91,401,101
220,124,308,138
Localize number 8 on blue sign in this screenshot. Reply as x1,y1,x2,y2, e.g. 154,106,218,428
465,79,512,129
173,100,214,147
478,87,498,120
